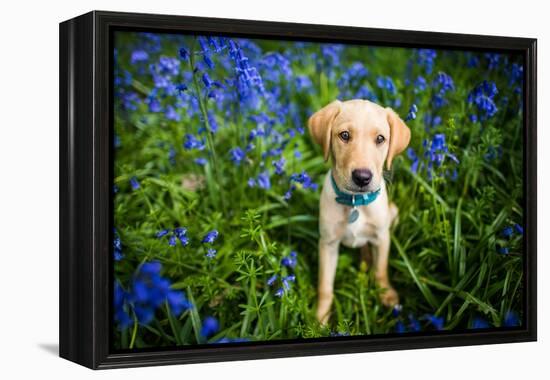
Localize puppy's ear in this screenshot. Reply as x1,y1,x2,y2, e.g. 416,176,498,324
308,100,341,161
386,107,411,169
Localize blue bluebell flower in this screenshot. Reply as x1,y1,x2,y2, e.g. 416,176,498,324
202,230,219,244
431,72,454,108
259,52,292,81
114,281,132,329
485,53,501,70
168,146,176,165
472,317,490,329
414,75,427,93
408,314,421,332
130,50,149,64
166,290,192,315
194,157,208,166
201,316,220,338
228,39,265,101
206,248,217,259
501,226,514,238
407,148,420,174
267,274,278,286
425,314,444,330
165,105,180,121
176,83,188,93
468,80,499,120
147,97,162,113
424,114,442,129
215,337,250,344
467,55,480,68
395,321,407,333
247,177,256,187
497,246,510,255
416,49,437,74
183,134,206,151
257,171,271,190
274,288,285,297
179,47,189,61
282,274,296,290
229,147,245,165
130,176,140,190
284,184,296,201
113,229,124,261
405,104,418,121
509,63,523,85
157,228,189,247
273,156,286,175
503,311,520,327
295,75,313,92
514,224,524,235
484,145,502,161
156,229,170,238
203,53,215,69
115,261,192,328
392,304,403,318
281,251,298,268
376,76,397,95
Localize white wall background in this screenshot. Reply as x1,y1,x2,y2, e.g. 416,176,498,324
0,0,547,377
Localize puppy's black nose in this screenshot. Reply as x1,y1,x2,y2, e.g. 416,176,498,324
352,169,373,187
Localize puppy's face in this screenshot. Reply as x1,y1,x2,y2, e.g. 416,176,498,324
308,99,410,194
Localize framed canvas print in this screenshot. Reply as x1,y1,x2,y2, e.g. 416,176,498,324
59,11,537,369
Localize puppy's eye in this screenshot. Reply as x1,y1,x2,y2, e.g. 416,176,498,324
339,131,350,142
376,134,386,145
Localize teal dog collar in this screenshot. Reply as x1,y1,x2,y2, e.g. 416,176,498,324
330,174,380,223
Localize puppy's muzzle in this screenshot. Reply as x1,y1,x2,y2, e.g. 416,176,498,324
352,168,373,187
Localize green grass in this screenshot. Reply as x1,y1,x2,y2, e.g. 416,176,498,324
112,32,524,349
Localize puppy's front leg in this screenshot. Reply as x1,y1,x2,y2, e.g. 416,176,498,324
374,229,399,307
316,238,339,325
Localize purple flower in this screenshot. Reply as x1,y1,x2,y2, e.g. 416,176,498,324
376,76,397,95
183,134,206,151
229,147,245,165
206,248,217,259
501,226,514,238
497,246,510,255
281,251,297,268
257,171,271,190
157,227,189,247
114,261,192,328
267,274,278,286
194,157,207,166
179,47,189,61
201,316,220,338
405,104,418,121
425,314,444,330
416,49,437,74
156,229,170,238
130,176,140,190
273,156,286,175
472,318,490,329
113,229,123,261
514,224,524,235
131,50,149,64
274,288,284,297
202,230,219,244
503,311,520,327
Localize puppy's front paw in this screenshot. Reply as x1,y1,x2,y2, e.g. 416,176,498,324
380,287,399,307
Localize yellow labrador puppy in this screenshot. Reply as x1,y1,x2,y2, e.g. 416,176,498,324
308,99,410,324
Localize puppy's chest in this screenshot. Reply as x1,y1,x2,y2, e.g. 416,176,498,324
340,209,380,248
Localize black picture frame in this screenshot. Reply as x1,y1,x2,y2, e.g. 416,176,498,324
59,10,537,369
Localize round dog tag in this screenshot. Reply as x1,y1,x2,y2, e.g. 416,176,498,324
348,208,359,223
